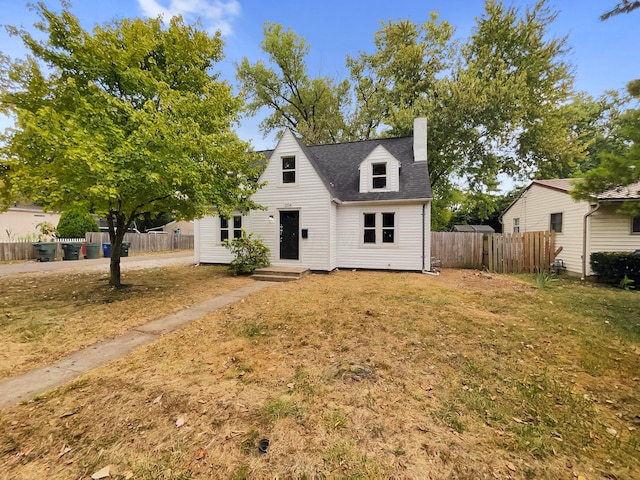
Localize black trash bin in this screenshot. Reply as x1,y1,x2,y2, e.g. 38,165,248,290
61,242,82,261
32,242,57,262
120,241,131,257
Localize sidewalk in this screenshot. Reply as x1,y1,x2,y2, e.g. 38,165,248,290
0,251,194,277
0,280,277,409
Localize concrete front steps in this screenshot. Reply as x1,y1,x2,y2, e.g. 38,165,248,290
251,266,310,282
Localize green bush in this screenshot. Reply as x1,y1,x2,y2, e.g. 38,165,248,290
590,252,640,286
56,209,100,238
222,230,270,275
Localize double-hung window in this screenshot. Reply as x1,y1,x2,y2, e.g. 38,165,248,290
282,156,296,184
221,215,242,241
632,216,640,234
372,163,387,189
363,212,396,245
513,218,520,233
550,212,563,233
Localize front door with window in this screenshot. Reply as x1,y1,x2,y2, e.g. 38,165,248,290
279,210,299,260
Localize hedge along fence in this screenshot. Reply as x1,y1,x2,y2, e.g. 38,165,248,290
590,251,640,285
0,234,194,261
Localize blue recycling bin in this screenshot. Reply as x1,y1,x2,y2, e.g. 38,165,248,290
102,243,111,258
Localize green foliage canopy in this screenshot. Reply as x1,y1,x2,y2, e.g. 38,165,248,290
0,4,264,286
56,208,99,238
237,1,586,229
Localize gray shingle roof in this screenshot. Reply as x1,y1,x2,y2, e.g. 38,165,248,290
261,135,432,202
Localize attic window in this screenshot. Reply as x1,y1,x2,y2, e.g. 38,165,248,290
632,216,640,234
282,156,296,184
372,163,387,189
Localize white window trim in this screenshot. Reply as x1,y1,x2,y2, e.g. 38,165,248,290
371,162,388,191
219,215,242,244
360,210,399,248
513,218,520,233
280,155,297,186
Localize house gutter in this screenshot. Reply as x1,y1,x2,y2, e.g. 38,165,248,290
581,202,601,280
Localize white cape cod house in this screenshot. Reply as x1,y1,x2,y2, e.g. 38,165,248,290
195,118,432,272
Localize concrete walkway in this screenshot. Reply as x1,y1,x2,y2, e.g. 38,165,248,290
0,272,278,409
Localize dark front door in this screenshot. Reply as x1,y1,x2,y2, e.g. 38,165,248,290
280,210,299,260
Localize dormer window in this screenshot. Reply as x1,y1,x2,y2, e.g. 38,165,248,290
372,163,387,189
282,156,296,184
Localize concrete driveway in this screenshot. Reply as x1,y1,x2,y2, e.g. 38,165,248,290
0,251,195,277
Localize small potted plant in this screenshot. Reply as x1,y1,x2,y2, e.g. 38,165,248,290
32,221,58,261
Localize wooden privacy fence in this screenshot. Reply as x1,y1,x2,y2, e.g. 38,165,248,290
430,231,557,273
485,231,556,274
0,234,194,261
431,232,484,269
85,233,194,253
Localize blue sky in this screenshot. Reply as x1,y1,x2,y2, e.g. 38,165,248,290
1,0,638,150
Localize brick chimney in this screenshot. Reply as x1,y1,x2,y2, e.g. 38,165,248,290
413,117,427,162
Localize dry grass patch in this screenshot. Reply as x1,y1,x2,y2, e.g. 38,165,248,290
1,270,639,479
0,265,252,379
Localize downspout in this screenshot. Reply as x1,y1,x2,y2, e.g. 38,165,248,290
582,202,601,280
422,202,426,272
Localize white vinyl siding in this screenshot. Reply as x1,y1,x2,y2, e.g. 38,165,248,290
337,202,429,270
589,205,640,257
501,184,589,275
196,131,331,269
359,145,400,193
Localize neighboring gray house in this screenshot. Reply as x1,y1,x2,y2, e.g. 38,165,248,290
195,118,432,271
501,179,640,277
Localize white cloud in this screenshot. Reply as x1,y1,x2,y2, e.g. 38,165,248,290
137,0,241,36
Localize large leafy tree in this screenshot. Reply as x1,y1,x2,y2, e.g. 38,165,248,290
571,86,640,215
236,23,352,145
0,3,263,287
348,1,583,228
238,1,585,229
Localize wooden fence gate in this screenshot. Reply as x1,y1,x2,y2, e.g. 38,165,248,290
485,231,557,274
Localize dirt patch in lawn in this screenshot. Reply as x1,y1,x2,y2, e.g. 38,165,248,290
1,269,639,479
0,264,252,380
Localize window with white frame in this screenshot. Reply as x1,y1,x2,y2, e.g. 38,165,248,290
513,218,520,233
632,216,640,234
371,163,387,189
282,156,296,184
550,212,563,233
220,215,242,242
363,212,396,245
